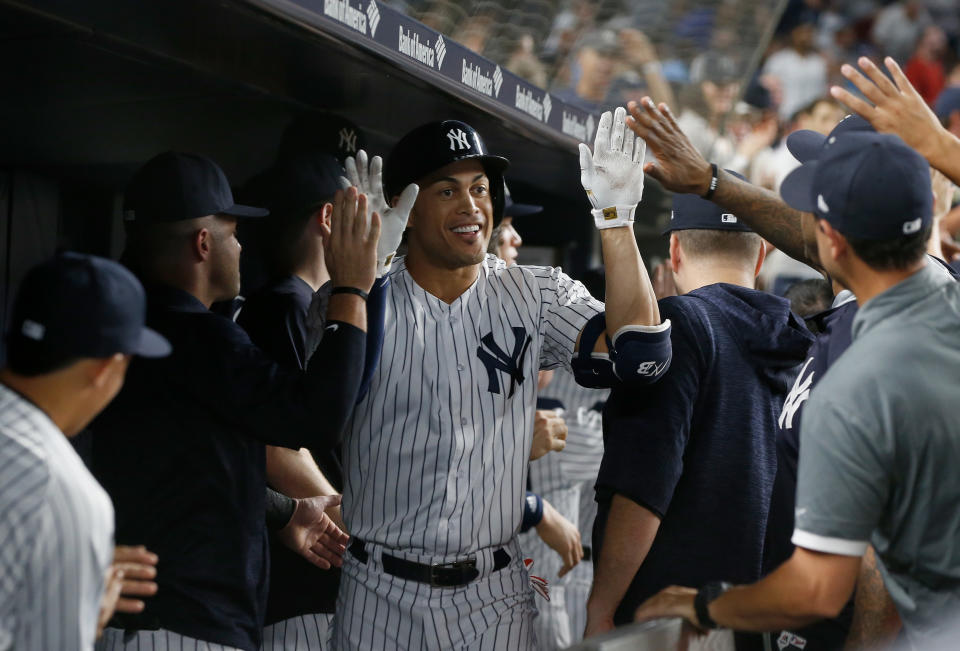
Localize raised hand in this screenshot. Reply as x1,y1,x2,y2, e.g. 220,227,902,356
342,150,418,276
579,106,648,229
626,97,713,196
325,187,381,294
831,57,960,185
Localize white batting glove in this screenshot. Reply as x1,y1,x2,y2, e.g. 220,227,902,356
341,149,419,277
578,106,647,230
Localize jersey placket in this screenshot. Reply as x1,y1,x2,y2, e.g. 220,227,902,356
436,294,477,554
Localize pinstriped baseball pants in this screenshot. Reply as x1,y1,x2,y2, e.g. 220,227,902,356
261,614,333,651
331,539,536,650
97,628,243,650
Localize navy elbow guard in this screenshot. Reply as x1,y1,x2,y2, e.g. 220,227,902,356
572,313,618,388
520,492,544,533
610,322,672,384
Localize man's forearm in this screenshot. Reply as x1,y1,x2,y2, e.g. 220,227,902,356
588,494,661,622
845,546,901,649
713,170,821,271
266,446,338,498
599,227,660,333
929,133,960,187
709,549,861,631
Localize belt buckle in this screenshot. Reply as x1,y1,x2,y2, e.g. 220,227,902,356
430,557,478,587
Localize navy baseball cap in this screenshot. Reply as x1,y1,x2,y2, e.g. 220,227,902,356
242,153,344,223
503,182,543,218
278,112,367,164
7,253,171,359
780,132,933,240
934,87,960,121
786,114,873,163
123,152,269,223
385,120,509,223
663,170,751,234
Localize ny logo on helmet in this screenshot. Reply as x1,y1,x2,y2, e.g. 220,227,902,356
339,128,358,154
447,128,472,151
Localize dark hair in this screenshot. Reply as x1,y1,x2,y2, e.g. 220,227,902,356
844,223,931,271
675,229,763,263
783,278,833,318
5,338,79,376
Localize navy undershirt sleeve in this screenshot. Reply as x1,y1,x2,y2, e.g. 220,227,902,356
357,276,388,402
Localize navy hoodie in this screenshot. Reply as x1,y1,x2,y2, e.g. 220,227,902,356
595,283,814,624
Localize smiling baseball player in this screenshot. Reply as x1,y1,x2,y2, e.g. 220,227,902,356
329,109,671,650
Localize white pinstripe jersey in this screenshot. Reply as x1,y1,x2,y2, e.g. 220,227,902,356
531,368,607,497
0,383,114,651
341,255,603,557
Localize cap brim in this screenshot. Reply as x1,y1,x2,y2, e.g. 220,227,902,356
479,155,510,174
505,203,543,217
786,130,826,163
779,161,819,213
133,327,172,358
221,203,269,218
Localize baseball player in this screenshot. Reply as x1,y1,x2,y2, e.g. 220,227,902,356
586,182,815,640
90,152,371,651
330,108,672,650
0,253,171,650
237,151,402,651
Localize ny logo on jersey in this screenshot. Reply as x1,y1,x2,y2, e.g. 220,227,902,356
779,357,815,430
446,128,471,151
339,128,358,154
476,327,532,398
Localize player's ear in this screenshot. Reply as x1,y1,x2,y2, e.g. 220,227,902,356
819,219,847,261
669,232,681,273
193,227,212,262
753,236,766,278
87,353,129,389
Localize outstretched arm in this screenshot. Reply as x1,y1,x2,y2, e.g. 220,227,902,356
580,107,662,335
625,97,820,271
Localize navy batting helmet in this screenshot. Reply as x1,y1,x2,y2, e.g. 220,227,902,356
384,120,510,224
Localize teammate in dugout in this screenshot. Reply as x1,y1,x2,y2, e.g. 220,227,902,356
236,151,393,651
90,152,372,651
0,253,171,651
586,181,815,646
329,109,671,650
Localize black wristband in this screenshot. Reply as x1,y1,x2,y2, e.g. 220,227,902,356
702,163,719,200
694,581,731,629
331,286,369,301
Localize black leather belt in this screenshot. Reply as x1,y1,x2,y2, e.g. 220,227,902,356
348,538,510,588
582,545,592,561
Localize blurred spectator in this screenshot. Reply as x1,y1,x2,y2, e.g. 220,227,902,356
761,17,828,121
506,33,549,88
752,97,844,192
936,85,960,135
871,0,932,64
905,26,949,105
678,56,777,174
554,29,620,111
